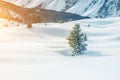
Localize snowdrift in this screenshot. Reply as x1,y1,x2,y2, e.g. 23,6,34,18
0,17,120,80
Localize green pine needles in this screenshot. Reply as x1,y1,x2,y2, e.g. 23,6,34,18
67,23,87,56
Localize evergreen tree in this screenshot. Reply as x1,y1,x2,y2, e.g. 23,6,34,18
67,23,87,56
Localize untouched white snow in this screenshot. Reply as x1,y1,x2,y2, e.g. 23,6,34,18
0,17,120,80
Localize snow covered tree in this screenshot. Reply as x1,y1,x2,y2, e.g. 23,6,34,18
67,23,87,56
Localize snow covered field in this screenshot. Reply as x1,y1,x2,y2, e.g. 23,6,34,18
0,17,120,80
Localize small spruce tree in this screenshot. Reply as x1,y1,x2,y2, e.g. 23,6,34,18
67,23,87,56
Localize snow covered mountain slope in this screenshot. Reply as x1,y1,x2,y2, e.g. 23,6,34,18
3,0,120,18
0,0,89,27
0,17,120,80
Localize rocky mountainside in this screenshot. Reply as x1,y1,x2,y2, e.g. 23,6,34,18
3,0,120,18
0,1,89,28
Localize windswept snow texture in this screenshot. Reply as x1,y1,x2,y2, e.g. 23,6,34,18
0,17,120,80
3,0,120,18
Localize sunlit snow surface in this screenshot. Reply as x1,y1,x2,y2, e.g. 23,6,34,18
0,17,120,80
